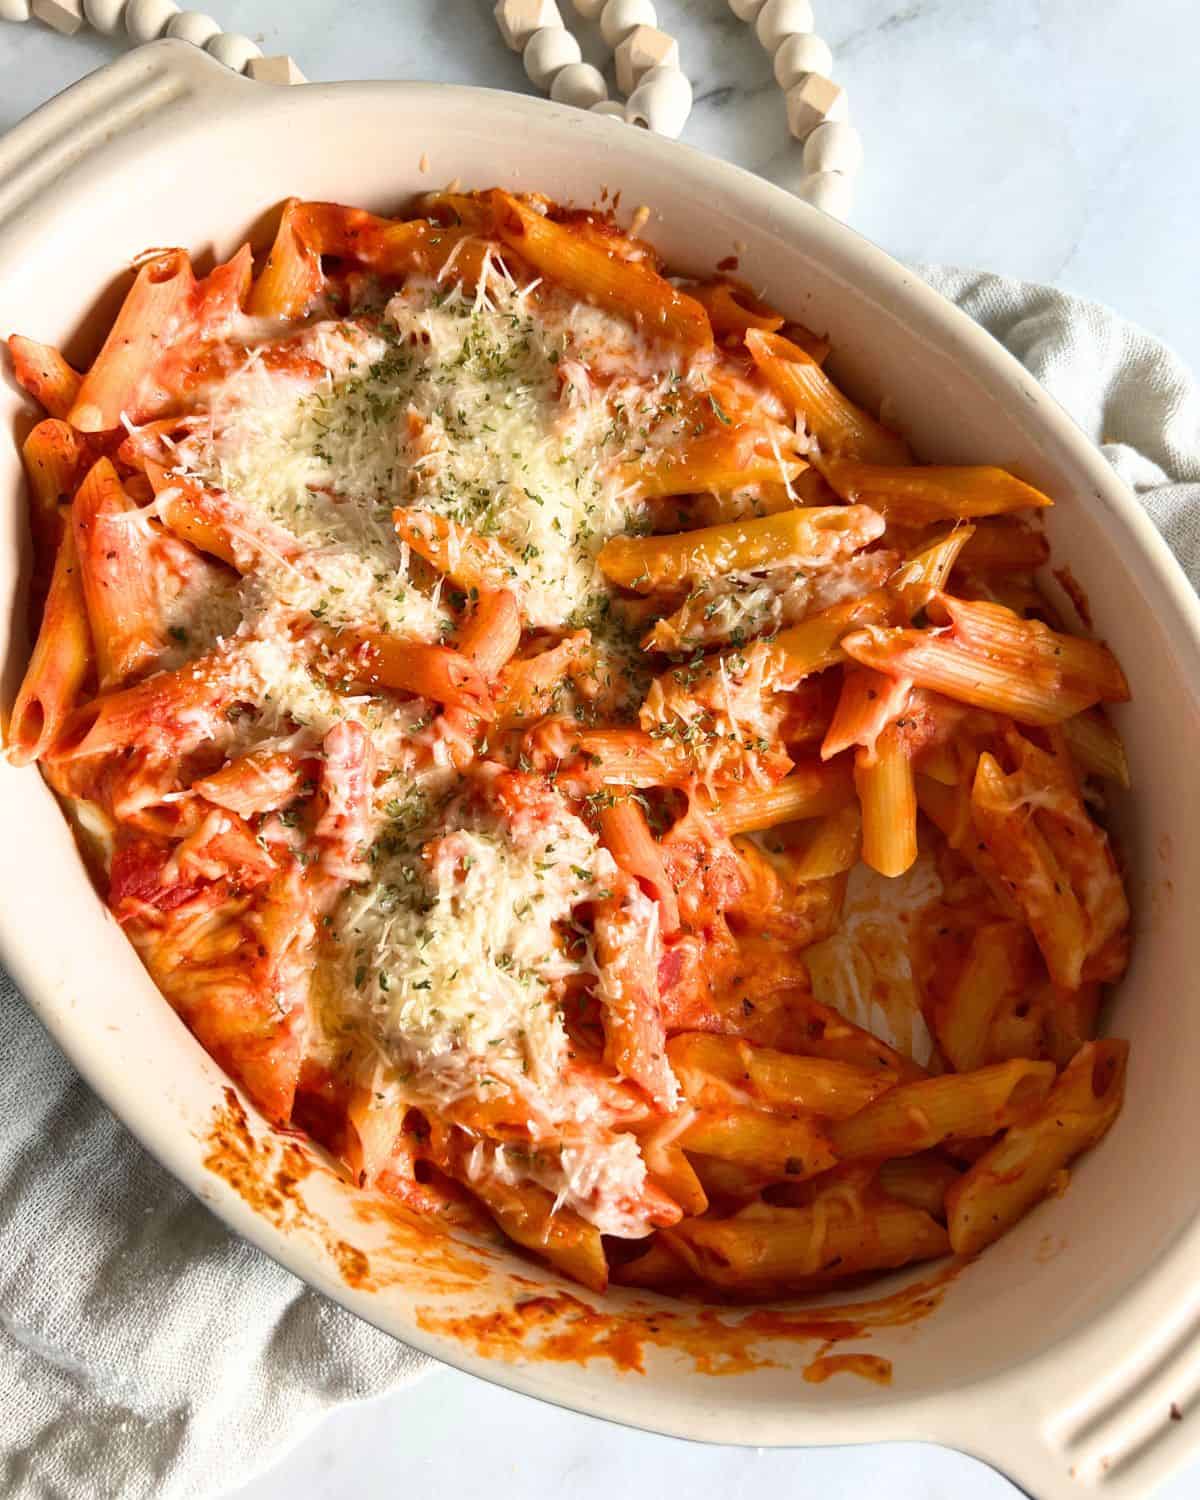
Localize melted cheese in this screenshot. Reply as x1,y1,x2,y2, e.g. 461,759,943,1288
335,788,617,1116
803,855,942,1067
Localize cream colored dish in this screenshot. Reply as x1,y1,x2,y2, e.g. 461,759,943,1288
1,41,1199,1500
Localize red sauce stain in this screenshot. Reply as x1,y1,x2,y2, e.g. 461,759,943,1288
802,1351,893,1385
204,1088,965,1379
416,1260,966,1377
203,1088,489,1295
1052,566,1094,632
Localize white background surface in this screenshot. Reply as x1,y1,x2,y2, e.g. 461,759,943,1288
1,3,1198,1498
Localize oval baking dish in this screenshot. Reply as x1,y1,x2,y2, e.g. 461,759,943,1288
1,42,1199,1500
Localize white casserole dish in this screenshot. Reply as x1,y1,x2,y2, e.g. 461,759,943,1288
2,41,1199,1500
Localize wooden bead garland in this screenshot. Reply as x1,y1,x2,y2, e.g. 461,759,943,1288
8,0,307,81
728,0,860,217
2,0,862,220
495,0,695,140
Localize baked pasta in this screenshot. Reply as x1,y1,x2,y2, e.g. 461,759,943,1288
4,189,1132,1298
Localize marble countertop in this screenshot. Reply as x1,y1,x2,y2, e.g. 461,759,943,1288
1,3,1197,1499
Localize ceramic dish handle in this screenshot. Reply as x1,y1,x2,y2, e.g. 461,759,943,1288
0,40,243,238
951,1298,1200,1500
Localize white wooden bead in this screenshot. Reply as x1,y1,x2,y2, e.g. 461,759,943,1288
0,0,33,19
166,9,218,45
549,60,607,108
754,0,813,52
624,64,691,139
772,31,831,88
785,72,847,140
797,169,854,220
31,0,83,33
493,0,560,52
523,25,581,89
82,0,124,29
124,0,176,43
571,0,606,15
205,30,261,70
246,53,307,84
614,24,678,94
590,99,626,118
727,0,765,19
599,0,655,50
803,121,862,175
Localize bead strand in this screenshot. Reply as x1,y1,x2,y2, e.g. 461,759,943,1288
493,0,693,139
728,0,861,219
3,0,307,84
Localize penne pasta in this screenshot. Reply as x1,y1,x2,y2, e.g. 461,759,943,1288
490,189,713,349
855,729,918,878
745,328,912,465
597,794,680,934
667,1032,899,1119
598,505,881,593
5,520,92,765
679,1107,836,1180
842,593,1129,726
818,458,1053,526
946,1040,1128,1254
326,629,494,718
704,760,855,835
828,1059,1057,1160
666,1195,949,1293
6,335,82,418
455,589,522,678
72,457,165,689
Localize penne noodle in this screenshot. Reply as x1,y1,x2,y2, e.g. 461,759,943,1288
618,429,803,502
932,921,1036,1073
689,280,785,338
593,882,677,1110
327,629,494,718
49,652,232,762
745,328,912,465
73,457,165,689
1062,708,1131,788
599,505,881,593
493,633,591,728
842,594,1129,726
468,1170,610,1293
877,1153,962,1220
679,1106,836,1180
704,760,855,835
953,518,1051,574
6,521,93,765
597,795,680,934
818,458,1053,527
828,1058,1057,1160
667,1032,899,1119
786,802,863,881
821,664,912,760
490,189,713,349
393,507,521,595
666,1196,948,1292
194,749,311,820
247,197,325,318
6,335,82,418
455,589,522,678
70,247,253,432
946,1040,1128,1255
855,729,917,878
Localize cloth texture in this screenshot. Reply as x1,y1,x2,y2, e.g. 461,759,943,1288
1,270,1198,1500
